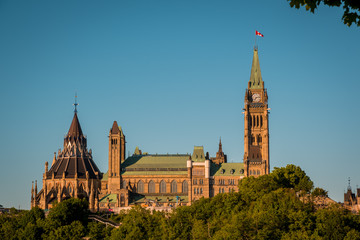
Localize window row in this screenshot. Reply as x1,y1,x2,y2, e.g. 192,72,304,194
218,188,235,193
217,179,236,185
249,170,261,175
249,115,263,128
135,180,188,194
193,179,204,185
194,188,203,195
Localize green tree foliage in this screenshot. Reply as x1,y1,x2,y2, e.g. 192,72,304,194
109,205,167,240
87,221,113,240
312,187,329,197
287,0,360,26
47,220,86,240
47,198,89,228
272,164,313,193
1,165,360,239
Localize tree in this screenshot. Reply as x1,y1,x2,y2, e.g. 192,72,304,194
47,221,86,240
312,187,328,197
287,0,360,26
46,198,89,228
272,164,313,193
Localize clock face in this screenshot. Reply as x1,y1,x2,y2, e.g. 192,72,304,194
252,93,261,102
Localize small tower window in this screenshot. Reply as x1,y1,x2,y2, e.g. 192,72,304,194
260,116,263,127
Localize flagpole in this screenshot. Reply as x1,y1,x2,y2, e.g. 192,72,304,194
255,33,257,49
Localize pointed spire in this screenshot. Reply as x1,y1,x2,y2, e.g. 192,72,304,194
219,137,223,152
67,112,83,137
52,152,56,166
35,180,38,196
249,48,263,89
110,121,120,134
73,94,78,113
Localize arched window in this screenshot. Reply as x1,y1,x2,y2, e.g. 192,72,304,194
253,116,255,127
171,180,177,193
137,180,144,193
249,115,252,127
197,188,199,194
67,184,72,194
257,170,260,175
160,180,166,193
257,116,259,127
122,180,127,189
250,170,252,175
260,116,263,127
258,135,262,143
200,188,203,194
194,188,197,194
182,181,188,193
148,180,155,193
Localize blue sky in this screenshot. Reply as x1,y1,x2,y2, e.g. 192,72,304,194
0,0,359,209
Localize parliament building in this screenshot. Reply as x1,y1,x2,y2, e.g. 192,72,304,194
31,47,270,211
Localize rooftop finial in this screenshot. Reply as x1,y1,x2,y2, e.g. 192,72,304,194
73,93,78,113
348,177,352,191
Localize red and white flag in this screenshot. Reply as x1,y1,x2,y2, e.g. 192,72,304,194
255,30,264,37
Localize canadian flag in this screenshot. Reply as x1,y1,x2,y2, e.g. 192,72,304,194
255,30,264,37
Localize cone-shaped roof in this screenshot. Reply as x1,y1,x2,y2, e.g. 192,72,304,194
110,121,120,134
67,113,83,137
47,111,101,180
249,48,263,89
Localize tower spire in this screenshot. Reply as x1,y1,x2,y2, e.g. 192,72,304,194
248,48,263,89
73,93,78,113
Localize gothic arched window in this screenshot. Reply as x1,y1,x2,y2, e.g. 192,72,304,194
122,180,127,189
171,180,177,193
160,180,166,193
148,180,155,193
257,170,260,175
182,181,188,193
137,180,144,193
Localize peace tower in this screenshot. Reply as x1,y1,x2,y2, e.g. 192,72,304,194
243,47,270,176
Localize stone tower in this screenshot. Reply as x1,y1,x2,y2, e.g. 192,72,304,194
107,121,126,193
243,47,270,177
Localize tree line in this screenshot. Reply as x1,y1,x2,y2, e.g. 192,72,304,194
1,164,359,239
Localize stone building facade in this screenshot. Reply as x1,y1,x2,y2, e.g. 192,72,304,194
32,47,270,210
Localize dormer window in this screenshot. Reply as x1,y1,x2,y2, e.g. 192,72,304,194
230,169,235,174
221,169,225,174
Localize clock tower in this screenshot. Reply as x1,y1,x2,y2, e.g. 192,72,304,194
243,47,270,176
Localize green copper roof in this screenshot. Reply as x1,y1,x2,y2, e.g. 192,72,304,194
249,48,263,89
99,193,117,203
121,154,189,176
102,171,109,181
212,162,244,176
192,146,205,162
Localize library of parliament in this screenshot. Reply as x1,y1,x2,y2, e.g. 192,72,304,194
31,47,270,211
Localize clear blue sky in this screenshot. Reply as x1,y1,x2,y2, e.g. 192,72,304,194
0,0,359,209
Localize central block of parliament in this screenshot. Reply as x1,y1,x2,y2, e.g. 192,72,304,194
31,48,270,211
